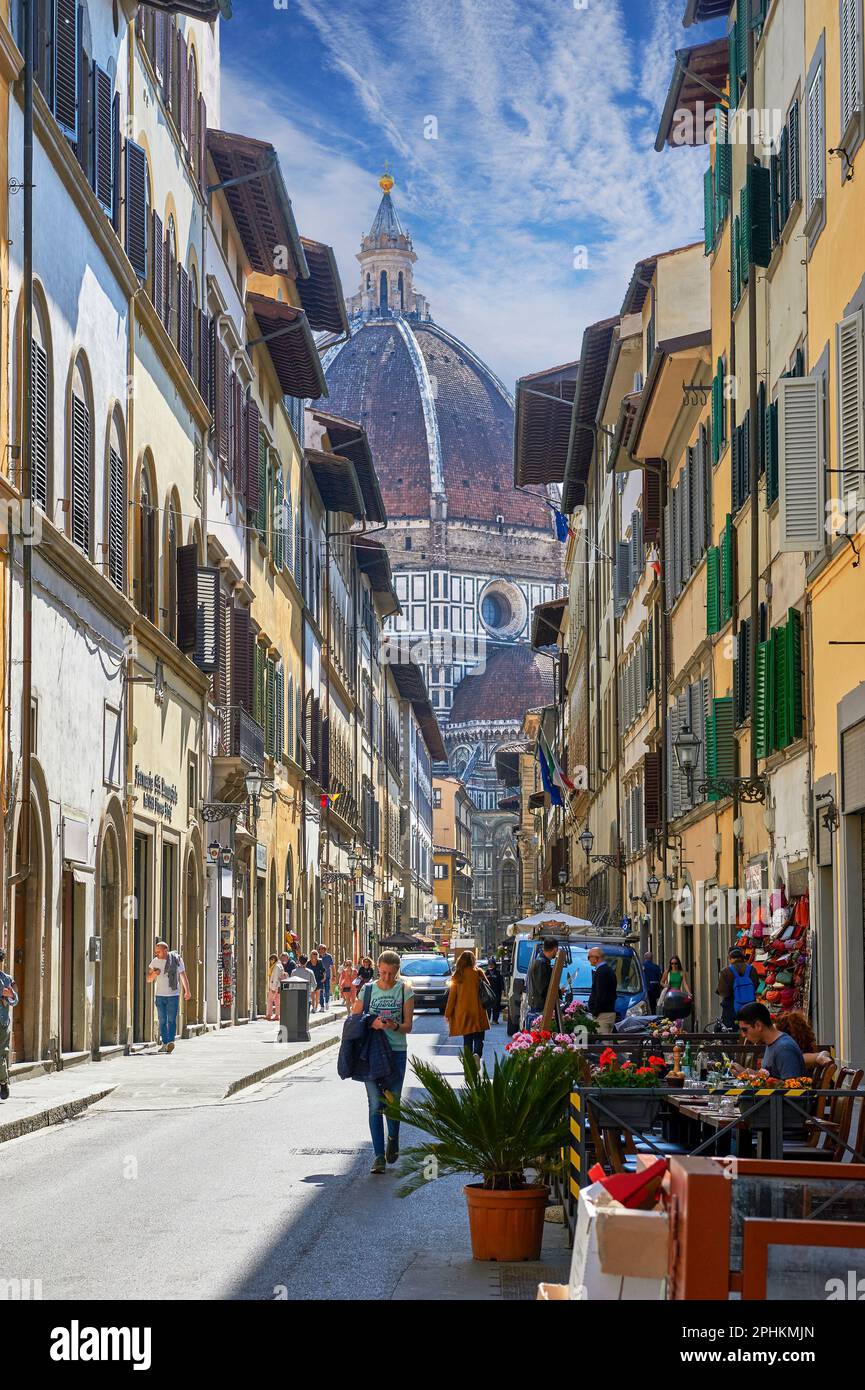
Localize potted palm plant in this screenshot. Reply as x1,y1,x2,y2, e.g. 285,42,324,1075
387,1046,587,1261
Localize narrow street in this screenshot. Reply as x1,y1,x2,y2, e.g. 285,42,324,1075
3,1013,568,1301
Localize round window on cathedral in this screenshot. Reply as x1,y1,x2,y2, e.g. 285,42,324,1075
478,580,527,640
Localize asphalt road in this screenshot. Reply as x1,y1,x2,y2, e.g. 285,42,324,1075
2,1011,517,1301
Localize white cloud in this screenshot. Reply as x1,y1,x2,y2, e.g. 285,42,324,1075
222,0,707,387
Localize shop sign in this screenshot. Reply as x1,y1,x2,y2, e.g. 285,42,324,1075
354,892,365,911
134,765,179,823
256,842,267,872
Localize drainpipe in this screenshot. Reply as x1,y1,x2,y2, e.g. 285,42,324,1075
746,23,759,782
10,1,34,894
611,476,623,914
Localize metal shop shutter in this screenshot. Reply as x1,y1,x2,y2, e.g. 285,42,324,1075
842,718,865,813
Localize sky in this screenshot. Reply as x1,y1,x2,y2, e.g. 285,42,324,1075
220,0,723,391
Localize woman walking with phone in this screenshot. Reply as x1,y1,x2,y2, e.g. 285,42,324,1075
351,951,415,1174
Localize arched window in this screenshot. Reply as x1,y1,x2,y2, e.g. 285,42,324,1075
164,495,179,640
398,271,404,312
28,293,51,512
137,463,157,620
379,270,388,313
69,357,93,556
106,415,126,592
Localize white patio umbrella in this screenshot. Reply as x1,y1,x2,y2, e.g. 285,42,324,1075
513,901,593,930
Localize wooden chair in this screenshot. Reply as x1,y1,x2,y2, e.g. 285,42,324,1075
788,1066,864,1161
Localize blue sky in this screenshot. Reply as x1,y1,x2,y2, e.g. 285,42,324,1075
221,0,722,389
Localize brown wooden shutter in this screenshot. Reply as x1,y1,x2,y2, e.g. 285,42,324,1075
125,140,148,280
177,544,198,653
150,210,163,314
198,309,209,401
162,14,173,107
177,31,188,144
111,92,121,234
54,0,79,141
107,445,126,591
163,234,174,336
187,53,196,164
153,7,166,84
231,606,252,712
217,589,230,706
245,397,261,513
643,749,662,831
31,339,49,511
207,315,217,417
215,341,229,466
233,375,244,491
91,65,113,212
70,394,91,554
642,465,661,541
198,94,207,197
178,264,190,368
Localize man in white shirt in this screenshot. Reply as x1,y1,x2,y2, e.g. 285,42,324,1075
146,940,190,1053
289,955,317,992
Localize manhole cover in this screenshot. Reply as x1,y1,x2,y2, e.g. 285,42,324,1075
499,1263,570,1301
284,1147,359,1156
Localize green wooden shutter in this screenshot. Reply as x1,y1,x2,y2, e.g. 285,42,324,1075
273,471,285,568
739,184,751,281
714,695,736,797
712,369,721,463
256,433,267,537
705,710,718,798
766,399,779,505
747,163,773,267
754,640,771,758
785,607,803,742
720,515,734,623
737,11,747,86
704,167,716,254
787,99,801,207
731,215,741,310
706,546,721,634
253,642,264,725
729,23,740,106
773,627,789,749
716,107,731,197
275,662,284,760
266,655,276,757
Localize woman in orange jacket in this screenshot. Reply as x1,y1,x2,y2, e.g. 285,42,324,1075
445,950,490,1069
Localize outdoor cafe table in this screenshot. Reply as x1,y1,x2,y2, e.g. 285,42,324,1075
664,1090,807,1159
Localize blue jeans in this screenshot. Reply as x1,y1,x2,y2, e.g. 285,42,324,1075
156,995,179,1045
323,974,331,1005
364,1049,408,1157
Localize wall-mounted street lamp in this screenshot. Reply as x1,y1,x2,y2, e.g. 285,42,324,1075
673,721,767,803
816,792,840,835
647,872,660,899
579,827,595,861
208,840,221,864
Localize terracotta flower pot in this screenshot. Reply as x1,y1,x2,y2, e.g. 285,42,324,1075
463,1182,549,1262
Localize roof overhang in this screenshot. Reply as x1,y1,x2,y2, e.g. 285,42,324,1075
494,745,523,786
305,448,365,519
655,40,730,152
497,795,520,813
620,257,659,318
528,791,547,810
608,393,642,473
144,0,231,15
298,238,350,337
312,411,386,524
513,360,579,486
206,130,307,280
247,294,327,400
629,331,713,461
352,536,400,618
562,318,619,513
531,597,566,650
390,663,447,762
683,0,734,26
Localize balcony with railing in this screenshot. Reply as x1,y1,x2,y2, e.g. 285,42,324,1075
214,705,265,778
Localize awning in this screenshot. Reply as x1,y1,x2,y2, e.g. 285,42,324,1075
562,317,619,513
528,791,547,810
206,129,307,279
683,0,733,25
246,294,327,400
497,795,520,812
513,360,579,486
655,40,730,152
389,662,447,762
352,536,400,618
494,743,524,786
298,238,350,337
305,448,365,519
629,331,712,461
531,597,566,649
313,412,386,524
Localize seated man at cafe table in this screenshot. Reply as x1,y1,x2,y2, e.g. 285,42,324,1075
731,1002,806,1080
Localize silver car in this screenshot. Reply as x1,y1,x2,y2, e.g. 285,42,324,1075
398,954,452,1012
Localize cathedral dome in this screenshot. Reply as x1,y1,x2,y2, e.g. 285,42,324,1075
447,644,555,727
323,180,553,533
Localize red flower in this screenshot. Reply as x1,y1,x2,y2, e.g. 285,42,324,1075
648,1056,666,1067
539,1030,552,1041
622,1060,634,1069
599,1047,619,1067
635,1067,655,1076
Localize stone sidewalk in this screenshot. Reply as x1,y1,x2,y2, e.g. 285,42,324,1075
0,1010,345,1143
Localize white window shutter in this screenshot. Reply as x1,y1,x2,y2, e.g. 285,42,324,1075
837,309,864,506
779,376,825,550
807,64,825,214
841,0,863,139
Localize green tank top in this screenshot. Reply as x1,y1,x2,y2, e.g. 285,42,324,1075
668,970,683,989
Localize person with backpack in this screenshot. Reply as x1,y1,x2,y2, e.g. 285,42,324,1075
350,950,415,1174
146,940,191,1053
445,949,490,1068
717,947,759,1029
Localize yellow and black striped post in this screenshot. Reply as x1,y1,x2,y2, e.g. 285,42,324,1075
566,1090,584,1233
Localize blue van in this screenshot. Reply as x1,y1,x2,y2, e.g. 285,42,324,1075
506,935,648,1035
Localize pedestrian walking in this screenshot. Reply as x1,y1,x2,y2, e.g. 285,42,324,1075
319,943,335,1007
0,949,19,1101
280,951,294,978
266,954,285,1021
309,950,326,1013
289,955,317,1000
445,949,490,1069
146,940,190,1053
587,946,618,1035
338,960,355,1010
716,947,758,1029
642,951,663,1015
354,956,374,995
485,958,504,1024
350,950,414,1174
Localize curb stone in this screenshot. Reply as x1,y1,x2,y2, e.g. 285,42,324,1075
0,1089,116,1145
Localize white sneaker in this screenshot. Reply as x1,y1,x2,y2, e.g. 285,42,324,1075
157,1044,167,1053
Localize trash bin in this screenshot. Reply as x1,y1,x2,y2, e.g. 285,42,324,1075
278,978,311,1043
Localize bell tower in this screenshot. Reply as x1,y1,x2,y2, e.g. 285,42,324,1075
348,170,429,321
